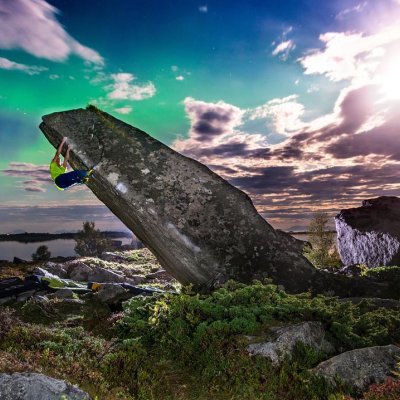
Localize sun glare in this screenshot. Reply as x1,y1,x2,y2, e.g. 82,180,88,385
379,56,400,100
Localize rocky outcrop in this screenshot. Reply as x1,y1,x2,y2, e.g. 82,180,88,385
246,321,335,366
39,108,398,297
0,372,91,399
335,197,400,267
313,345,400,392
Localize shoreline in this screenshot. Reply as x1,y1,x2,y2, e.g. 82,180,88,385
0,231,132,243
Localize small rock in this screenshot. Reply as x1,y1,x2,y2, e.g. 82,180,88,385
0,372,91,399
146,269,172,281
32,295,50,303
68,261,93,281
48,288,75,299
313,345,400,392
100,251,127,263
93,283,133,305
59,298,85,305
13,257,27,264
16,290,36,303
0,297,14,305
247,321,335,366
41,262,68,278
32,267,64,281
338,264,363,277
125,275,145,285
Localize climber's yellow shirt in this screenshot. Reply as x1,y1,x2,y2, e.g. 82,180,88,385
50,161,67,191
50,161,67,181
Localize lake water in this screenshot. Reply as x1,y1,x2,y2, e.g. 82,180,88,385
0,233,330,262
0,237,132,261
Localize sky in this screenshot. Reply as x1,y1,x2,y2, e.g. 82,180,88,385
1,0,400,233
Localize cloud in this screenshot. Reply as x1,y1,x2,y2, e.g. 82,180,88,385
184,97,244,138
176,75,185,81
248,95,306,136
0,56,48,75
0,0,103,64
198,5,208,12
171,62,400,229
2,162,51,192
171,65,179,72
114,106,133,114
106,73,156,100
336,1,368,20
272,40,296,60
172,96,269,164
298,24,400,83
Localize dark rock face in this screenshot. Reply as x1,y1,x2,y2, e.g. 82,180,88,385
39,108,398,297
335,197,400,267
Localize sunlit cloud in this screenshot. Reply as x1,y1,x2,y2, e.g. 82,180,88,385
0,0,103,64
272,40,296,60
248,95,306,136
106,73,156,100
114,106,133,114
0,57,48,75
335,1,368,20
299,24,400,84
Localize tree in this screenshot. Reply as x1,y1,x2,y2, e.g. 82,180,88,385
74,221,113,257
304,212,341,269
32,245,51,261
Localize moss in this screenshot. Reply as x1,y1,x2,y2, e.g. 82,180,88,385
362,265,400,280
1,280,399,399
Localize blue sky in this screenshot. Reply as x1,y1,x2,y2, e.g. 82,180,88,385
1,0,400,233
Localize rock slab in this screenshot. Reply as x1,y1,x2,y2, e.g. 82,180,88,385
40,108,320,293
40,108,398,297
247,321,335,366
313,345,400,392
0,372,91,400
335,196,400,267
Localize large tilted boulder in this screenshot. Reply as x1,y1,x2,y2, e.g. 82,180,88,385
0,372,91,400
335,197,400,267
39,108,397,297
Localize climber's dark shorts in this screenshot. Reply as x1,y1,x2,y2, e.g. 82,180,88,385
54,170,89,189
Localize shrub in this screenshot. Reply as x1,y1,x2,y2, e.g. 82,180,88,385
74,221,113,257
304,212,341,269
32,245,51,261
361,377,400,400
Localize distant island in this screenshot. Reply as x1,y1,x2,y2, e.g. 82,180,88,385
0,231,132,243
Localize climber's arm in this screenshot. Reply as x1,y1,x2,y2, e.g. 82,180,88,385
52,137,67,163
62,145,71,168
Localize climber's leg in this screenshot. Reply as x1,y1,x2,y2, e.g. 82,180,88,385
54,170,89,189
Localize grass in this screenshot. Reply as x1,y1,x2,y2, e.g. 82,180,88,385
1,275,399,399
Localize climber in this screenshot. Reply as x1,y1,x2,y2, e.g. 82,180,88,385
50,137,93,190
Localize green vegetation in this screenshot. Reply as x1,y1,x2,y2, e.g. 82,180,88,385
74,221,113,257
32,245,51,261
304,212,342,269
1,278,399,399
